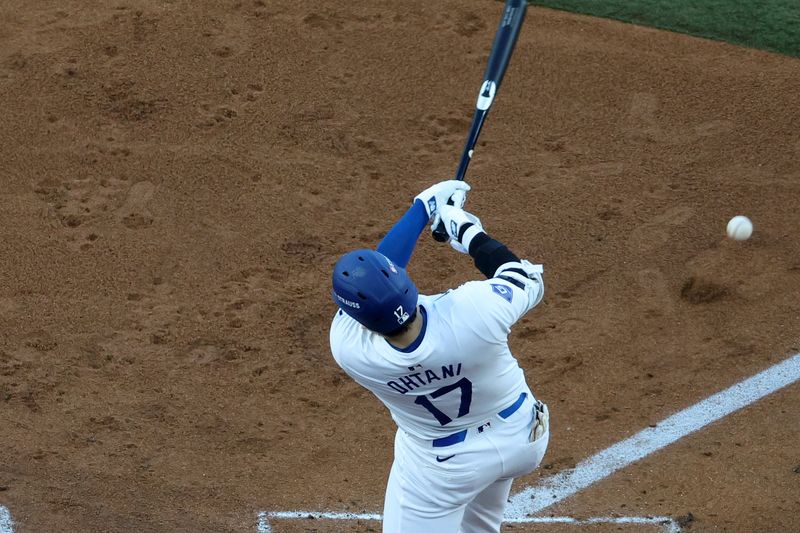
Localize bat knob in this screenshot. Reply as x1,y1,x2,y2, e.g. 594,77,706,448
432,220,449,242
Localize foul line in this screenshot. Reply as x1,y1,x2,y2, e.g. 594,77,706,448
506,352,800,517
257,511,679,532
0,506,12,533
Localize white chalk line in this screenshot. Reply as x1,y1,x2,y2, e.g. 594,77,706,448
257,511,679,532
258,352,800,531
0,506,12,533
7,358,796,533
506,352,800,517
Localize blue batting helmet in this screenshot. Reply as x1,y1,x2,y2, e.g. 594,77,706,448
331,249,418,335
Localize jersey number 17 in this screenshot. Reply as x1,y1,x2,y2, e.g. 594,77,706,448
414,377,473,426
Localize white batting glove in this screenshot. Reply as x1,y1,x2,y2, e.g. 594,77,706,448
531,401,549,443
414,180,471,220
439,204,484,254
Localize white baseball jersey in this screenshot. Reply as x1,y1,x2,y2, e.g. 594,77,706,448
330,262,544,440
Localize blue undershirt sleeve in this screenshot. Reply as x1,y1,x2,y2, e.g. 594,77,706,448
376,200,429,269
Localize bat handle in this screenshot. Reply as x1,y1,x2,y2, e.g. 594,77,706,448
432,219,449,242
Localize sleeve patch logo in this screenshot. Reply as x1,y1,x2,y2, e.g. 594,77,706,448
490,283,513,303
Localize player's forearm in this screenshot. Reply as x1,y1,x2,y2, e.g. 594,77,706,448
463,227,521,279
376,199,429,269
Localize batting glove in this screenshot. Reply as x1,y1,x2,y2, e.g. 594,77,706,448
414,180,470,220
439,205,484,254
530,401,549,443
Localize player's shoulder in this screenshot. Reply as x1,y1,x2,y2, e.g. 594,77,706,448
329,309,370,366
330,309,363,345
434,280,518,318
451,278,516,302
449,265,543,315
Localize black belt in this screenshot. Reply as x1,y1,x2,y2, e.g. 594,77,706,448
432,392,527,448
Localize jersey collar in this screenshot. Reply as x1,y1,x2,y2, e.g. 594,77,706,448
388,305,428,353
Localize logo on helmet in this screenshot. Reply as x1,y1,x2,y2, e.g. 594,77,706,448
394,305,409,324
335,292,361,309
386,258,398,274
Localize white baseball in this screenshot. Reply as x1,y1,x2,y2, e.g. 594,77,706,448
726,215,753,240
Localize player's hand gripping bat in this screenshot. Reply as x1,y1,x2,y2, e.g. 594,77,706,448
432,0,527,242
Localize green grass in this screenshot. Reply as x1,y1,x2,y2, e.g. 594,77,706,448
530,0,800,57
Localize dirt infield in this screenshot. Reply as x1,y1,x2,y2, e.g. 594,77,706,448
1,1,799,531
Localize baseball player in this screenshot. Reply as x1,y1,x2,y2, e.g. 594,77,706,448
330,180,549,533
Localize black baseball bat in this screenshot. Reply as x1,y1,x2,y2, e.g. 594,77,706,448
432,0,527,242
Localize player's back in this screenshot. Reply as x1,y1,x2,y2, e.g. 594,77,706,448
330,278,530,440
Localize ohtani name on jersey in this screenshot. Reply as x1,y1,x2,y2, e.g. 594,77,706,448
386,363,463,394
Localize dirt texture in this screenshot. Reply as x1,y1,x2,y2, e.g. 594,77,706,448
1,1,799,532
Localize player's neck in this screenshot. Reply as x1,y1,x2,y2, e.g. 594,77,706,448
385,306,424,350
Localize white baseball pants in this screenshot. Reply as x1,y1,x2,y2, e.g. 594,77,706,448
382,395,549,533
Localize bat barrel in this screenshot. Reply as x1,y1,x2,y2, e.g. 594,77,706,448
431,0,527,241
